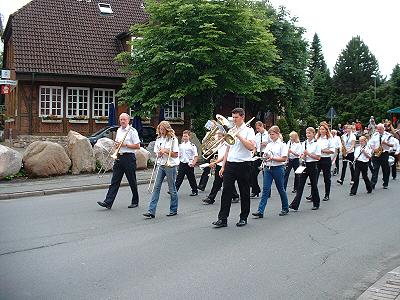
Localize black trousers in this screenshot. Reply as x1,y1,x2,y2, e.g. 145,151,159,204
371,152,390,187
334,149,340,173
340,152,355,182
350,160,372,194
390,152,398,179
284,158,300,191
198,163,210,190
250,159,262,194
105,153,139,206
218,161,251,222
208,165,239,201
290,161,320,209
317,157,331,197
175,162,198,193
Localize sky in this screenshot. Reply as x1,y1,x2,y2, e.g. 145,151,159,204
1,0,399,77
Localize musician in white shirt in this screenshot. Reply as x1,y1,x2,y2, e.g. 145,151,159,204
289,127,321,211
212,108,256,228
143,121,180,218
97,113,141,210
390,136,399,180
250,121,270,197
331,129,341,175
175,130,199,196
252,125,289,218
202,132,239,205
368,123,394,189
350,136,373,195
337,125,356,185
315,122,335,201
284,131,302,193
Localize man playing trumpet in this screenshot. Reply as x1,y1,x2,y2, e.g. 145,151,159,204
97,113,141,209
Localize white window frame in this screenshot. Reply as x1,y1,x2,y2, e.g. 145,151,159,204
66,87,90,118
92,88,115,118
235,96,246,109
38,86,64,117
164,99,184,121
98,3,113,14
130,36,143,57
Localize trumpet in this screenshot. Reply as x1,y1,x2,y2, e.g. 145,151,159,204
97,125,133,177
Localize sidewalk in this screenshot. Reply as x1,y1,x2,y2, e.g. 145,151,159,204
0,168,203,200
358,266,400,299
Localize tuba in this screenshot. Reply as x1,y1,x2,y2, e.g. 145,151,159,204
201,114,234,160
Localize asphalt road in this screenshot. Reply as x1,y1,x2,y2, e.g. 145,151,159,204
1,173,399,300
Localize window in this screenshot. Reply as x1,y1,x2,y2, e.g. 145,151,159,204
98,3,113,14
235,96,246,109
39,86,63,117
92,89,115,118
130,36,143,57
164,99,184,121
66,87,90,118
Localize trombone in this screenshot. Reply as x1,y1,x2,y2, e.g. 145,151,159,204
97,125,133,177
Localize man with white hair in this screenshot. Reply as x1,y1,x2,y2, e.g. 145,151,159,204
368,123,394,189
97,112,141,209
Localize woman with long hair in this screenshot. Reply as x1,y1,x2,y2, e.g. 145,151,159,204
143,121,180,218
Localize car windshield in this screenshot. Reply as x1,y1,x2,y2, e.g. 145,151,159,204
89,126,111,137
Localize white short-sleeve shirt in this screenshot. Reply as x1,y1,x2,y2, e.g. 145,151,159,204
317,136,335,158
154,136,180,166
354,145,372,162
116,126,141,154
255,131,270,153
264,139,288,167
302,139,321,162
227,123,256,162
341,133,356,154
179,141,198,164
287,141,302,159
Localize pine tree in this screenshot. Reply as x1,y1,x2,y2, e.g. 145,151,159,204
390,64,400,107
307,33,328,81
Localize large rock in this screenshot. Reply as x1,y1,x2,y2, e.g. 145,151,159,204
93,138,114,172
0,145,23,179
190,133,202,158
135,147,150,170
67,130,95,174
146,141,157,163
23,141,71,177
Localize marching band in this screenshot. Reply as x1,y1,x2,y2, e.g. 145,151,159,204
97,110,399,228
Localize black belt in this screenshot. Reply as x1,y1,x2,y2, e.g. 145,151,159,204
117,152,135,156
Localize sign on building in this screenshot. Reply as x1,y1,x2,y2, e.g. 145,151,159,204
1,70,11,79
1,85,10,94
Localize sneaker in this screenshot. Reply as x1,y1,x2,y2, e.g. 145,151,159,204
231,197,240,203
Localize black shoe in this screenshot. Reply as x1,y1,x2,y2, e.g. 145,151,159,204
279,210,289,216
197,186,205,192
231,197,240,203
236,219,247,227
250,192,260,198
289,205,298,211
97,201,111,209
128,203,138,208
251,212,263,218
337,179,343,185
166,212,177,217
167,191,171,195
311,206,319,210
367,189,372,194
322,196,329,201
371,185,375,190
202,197,214,204
307,182,311,186
143,213,155,218
212,220,227,228
383,185,388,189
190,191,198,196
393,177,397,180
349,192,356,196
291,190,297,194
306,195,312,200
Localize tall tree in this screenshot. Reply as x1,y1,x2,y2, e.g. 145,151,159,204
332,36,380,95
307,33,327,81
116,0,280,122
250,2,308,134
389,64,400,108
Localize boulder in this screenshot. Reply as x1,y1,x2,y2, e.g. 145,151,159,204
190,133,202,158
67,130,95,174
135,147,150,170
93,138,114,172
146,141,157,162
0,145,23,179
23,141,71,177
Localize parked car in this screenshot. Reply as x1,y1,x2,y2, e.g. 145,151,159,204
88,125,156,146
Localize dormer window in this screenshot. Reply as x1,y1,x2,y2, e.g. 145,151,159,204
98,3,113,14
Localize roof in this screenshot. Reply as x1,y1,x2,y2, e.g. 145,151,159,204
4,0,148,78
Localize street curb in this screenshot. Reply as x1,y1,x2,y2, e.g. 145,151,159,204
357,265,400,299
0,174,203,200
0,180,148,200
